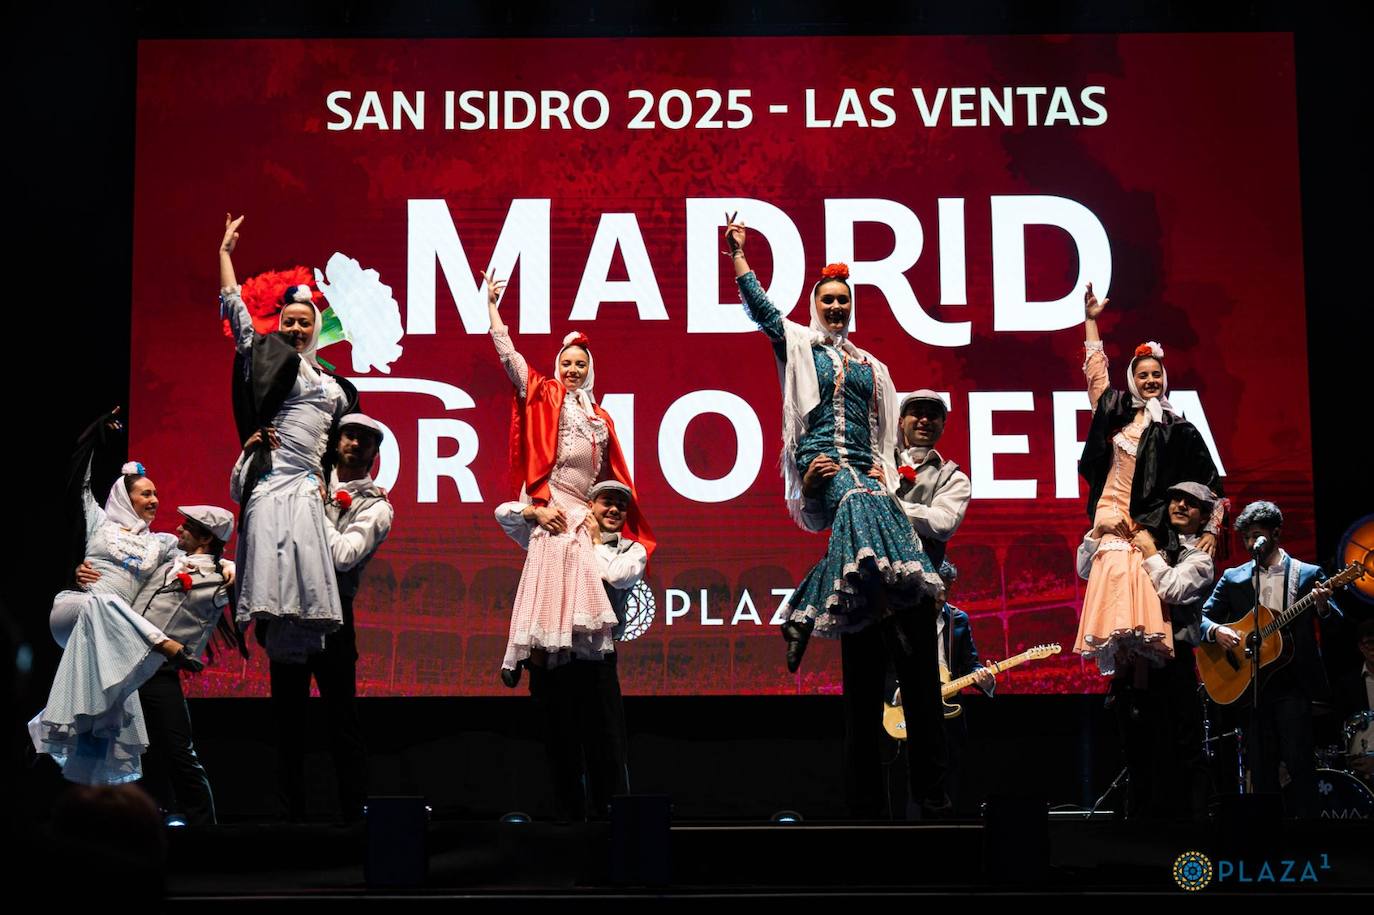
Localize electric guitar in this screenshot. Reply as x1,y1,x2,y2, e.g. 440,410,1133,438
1197,562,1367,706
882,643,1061,739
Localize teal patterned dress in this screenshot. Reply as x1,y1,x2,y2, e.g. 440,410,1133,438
737,272,934,636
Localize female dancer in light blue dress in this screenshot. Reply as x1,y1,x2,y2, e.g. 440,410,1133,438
30,413,205,785
726,215,950,816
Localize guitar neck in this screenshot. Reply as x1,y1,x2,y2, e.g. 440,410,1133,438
1260,566,1359,638
944,650,1035,694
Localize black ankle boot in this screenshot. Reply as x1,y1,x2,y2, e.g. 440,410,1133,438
782,621,812,673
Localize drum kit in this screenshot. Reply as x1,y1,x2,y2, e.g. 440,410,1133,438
1201,697,1374,819
1310,709,1374,819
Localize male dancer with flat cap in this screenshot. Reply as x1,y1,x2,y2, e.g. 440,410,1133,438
271,412,393,822
496,480,647,820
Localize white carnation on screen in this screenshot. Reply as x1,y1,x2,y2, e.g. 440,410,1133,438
315,252,405,374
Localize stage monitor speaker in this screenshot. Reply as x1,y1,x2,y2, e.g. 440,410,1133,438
365,796,428,888
981,794,1049,884
610,794,671,886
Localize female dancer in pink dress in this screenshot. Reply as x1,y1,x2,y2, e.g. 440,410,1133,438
484,272,653,688
1075,283,1225,677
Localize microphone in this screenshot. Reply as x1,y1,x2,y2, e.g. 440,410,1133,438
1250,535,1269,557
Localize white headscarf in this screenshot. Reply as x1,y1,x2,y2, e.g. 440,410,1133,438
554,331,596,416
106,461,151,533
278,287,325,386
1126,341,1182,424
777,279,900,530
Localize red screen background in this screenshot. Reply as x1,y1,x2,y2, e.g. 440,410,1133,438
129,34,1311,697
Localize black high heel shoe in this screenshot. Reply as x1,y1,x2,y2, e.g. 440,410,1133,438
500,662,523,689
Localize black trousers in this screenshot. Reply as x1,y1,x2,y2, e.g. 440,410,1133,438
527,653,629,822
1250,667,1317,818
842,593,946,818
1113,644,1209,821
138,665,216,825
269,593,369,822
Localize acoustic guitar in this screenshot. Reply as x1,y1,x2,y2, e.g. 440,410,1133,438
1197,562,1367,706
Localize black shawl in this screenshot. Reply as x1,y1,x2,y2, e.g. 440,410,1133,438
1078,387,1223,550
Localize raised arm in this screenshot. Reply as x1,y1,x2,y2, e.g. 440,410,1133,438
1082,281,1110,409
483,271,530,398
218,214,256,354
220,213,243,290
725,214,786,343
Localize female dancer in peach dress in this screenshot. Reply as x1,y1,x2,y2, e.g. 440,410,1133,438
1075,283,1225,677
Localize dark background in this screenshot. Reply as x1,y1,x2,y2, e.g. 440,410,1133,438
6,1,1369,822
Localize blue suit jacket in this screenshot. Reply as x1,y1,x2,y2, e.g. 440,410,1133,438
1202,554,1341,700
943,604,994,697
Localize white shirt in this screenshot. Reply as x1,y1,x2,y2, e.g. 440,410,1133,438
326,471,394,573
936,611,947,673
1256,549,1290,612
893,446,972,544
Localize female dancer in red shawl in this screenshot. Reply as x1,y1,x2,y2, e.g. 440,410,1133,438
484,272,653,689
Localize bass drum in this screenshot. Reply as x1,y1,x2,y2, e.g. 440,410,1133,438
1302,769,1374,820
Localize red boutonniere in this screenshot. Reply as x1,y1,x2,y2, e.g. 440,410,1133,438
333,490,354,510
175,571,195,591
898,465,917,483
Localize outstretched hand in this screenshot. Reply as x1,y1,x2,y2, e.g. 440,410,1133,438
222,213,244,254
105,405,124,434
723,211,745,255
1084,282,1108,320
481,269,507,308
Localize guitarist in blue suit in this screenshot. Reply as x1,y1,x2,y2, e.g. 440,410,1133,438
1202,500,1341,817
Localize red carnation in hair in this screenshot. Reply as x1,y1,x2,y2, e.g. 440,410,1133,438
1133,343,1154,358
819,263,850,281
239,267,321,335
563,332,591,349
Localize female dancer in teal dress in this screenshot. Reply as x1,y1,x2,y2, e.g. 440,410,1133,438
725,215,949,817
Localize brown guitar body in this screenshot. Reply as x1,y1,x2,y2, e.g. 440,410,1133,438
1196,603,1292,705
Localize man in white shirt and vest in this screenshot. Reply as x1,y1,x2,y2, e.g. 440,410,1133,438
495,480,648,821
271,413,393,823
1079,480,1217,820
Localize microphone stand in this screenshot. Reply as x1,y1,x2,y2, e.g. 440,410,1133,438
1244,543,1266,795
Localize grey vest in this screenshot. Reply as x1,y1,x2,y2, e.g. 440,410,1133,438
135,561,230,661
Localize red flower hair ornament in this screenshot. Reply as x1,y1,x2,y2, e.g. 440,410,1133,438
222,266,323,338
819,263,850,282
1133,341,1164,361
561,331,591,351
